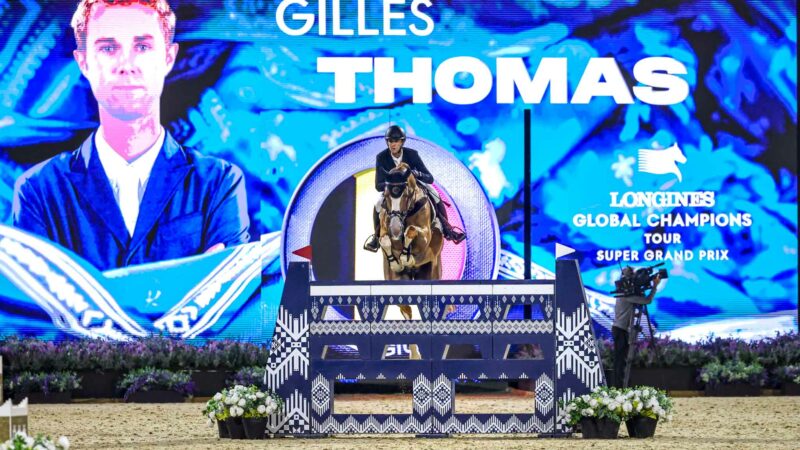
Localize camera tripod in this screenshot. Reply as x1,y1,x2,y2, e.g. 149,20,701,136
622,302,658,389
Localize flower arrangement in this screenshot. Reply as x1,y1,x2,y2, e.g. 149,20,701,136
204,385,282,424
561,386,674,438
562,386,625,426
0,432,69,450
561,386,674,426
203,388,230,424
699,359,767,388
626,386,673,421
117,367,194,401
229,367,266,389
4,371,81,395
595,332,800,371
0,336,270,373
224,385,281,419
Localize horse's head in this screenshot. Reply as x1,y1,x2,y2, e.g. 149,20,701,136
383,165,417,241
669,143,687,164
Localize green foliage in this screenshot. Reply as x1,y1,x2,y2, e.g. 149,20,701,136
699,360,766,388
3,371,81,395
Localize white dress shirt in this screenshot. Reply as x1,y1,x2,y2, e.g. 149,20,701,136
391,149,403,166
95,126,165,237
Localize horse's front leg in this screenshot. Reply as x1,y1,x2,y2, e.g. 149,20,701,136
380,235,404,273
402,226,429,266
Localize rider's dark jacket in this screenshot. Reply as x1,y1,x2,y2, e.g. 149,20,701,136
374,147,434,191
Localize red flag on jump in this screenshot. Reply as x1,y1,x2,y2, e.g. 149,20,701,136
292,245,312,261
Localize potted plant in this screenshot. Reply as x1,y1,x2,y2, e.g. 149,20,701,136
624,386,674,438
5,372,81,404
774,365,800,396
561,386,628,439
699,359,766,396
239,385,281,440
1,432,70,450
213,385,282,439
118,367,194,403
220,385,247,439
203,389,231,439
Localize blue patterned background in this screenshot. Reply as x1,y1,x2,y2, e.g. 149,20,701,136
0,0,796,342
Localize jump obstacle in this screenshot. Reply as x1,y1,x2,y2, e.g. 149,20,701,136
266,259,606,437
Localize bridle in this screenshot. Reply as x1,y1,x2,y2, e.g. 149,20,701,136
382,178,429,269
383,182,427,231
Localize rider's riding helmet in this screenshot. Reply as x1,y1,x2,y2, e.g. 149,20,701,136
385,125,406,144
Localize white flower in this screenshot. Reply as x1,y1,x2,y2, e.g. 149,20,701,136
582,408,594,416
213,393,223,401
623,402,632,413
589,399,598,407
267,405,277,414
257,405,267,414
238,398,247,407
256,392,266,398
581,395,590,402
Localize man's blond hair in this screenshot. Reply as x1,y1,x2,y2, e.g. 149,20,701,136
71,0,176,51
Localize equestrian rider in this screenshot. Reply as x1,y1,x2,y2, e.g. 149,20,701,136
363,125,466,252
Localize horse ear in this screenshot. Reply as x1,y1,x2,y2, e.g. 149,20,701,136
407,171,417,190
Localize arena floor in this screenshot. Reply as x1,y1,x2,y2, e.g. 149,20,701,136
27,395,800,449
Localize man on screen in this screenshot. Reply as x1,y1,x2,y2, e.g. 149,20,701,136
12,0,249,271
363,125,465,253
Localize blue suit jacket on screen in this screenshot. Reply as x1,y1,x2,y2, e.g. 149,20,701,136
12,132,250,271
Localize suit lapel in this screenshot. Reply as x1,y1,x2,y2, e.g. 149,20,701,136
128,133,190,254
66,134,130,246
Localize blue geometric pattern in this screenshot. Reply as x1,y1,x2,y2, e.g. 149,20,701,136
266,260,604,436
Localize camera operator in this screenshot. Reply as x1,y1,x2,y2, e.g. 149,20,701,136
612,266,662,388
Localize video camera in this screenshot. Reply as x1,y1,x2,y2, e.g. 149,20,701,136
611,263,668,298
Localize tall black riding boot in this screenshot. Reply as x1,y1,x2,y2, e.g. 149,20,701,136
434,201,465,244
363,209,381,252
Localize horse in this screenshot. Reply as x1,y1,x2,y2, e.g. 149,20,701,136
378,163,444,283
638,143,687,182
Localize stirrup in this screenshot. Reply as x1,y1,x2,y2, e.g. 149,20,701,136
363,235,380,252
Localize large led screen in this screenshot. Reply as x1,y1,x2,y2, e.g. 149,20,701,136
0,0,796,342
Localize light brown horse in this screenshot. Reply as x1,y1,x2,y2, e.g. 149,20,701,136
378,164,443,358
378,163,444,283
